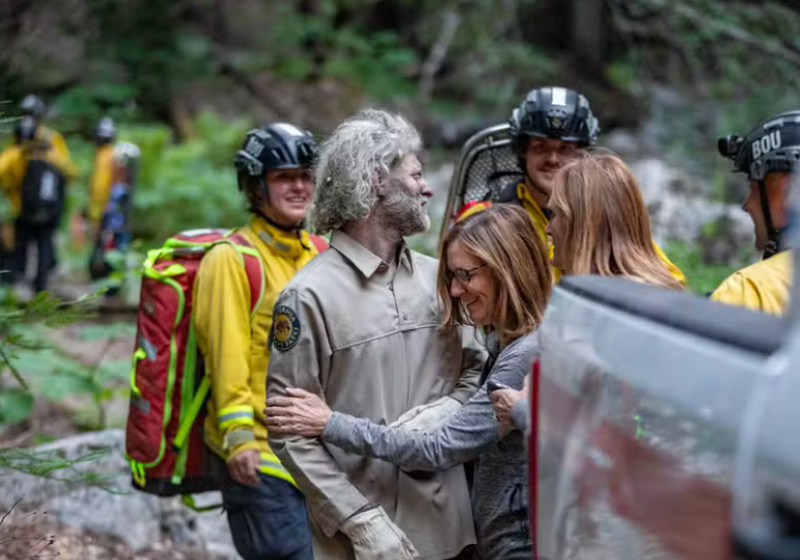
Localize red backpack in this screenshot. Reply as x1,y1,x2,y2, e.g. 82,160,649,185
125,228,328,499
125,229,265,497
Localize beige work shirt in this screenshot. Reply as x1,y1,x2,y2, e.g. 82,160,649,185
267,230,485,560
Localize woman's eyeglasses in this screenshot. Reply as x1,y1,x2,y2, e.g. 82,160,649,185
447,264,487,285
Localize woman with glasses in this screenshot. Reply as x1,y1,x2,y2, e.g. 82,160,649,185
265,204,552,560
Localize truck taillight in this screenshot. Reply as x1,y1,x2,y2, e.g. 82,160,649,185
528,357,541,558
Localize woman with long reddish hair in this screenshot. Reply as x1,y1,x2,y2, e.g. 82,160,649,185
546,152,683,289
492,153,683,432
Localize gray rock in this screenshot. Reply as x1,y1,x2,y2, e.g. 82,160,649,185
601,130,642,158
0,430,236,557
628,158,752,247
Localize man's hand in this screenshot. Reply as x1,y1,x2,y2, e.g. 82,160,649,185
341,506,420,560
227,448,260,486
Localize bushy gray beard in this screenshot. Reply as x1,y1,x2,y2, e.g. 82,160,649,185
381,178,430,236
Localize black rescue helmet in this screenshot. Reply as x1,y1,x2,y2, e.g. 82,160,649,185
509,86,600,151
95,117,117,145
19,94,46,119
718,111,800,181
13,116,37,143
234,123,318,178
718,110,800,259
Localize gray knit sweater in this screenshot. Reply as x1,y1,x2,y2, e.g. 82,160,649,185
323,330,540,560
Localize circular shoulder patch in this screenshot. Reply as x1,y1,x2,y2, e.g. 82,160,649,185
272,305,301,352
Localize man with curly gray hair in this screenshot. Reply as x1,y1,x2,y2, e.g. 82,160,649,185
309,108,431,236
267,109,484,560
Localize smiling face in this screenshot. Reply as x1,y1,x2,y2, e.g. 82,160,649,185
524,137,580,198
261,168,313,226
445,239,497,327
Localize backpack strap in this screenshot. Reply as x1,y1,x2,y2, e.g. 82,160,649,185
219,231,266,317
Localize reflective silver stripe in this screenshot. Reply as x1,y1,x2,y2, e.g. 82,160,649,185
132,394,150,414
271,123,304,137
138,336,157,361
261,458,288,471
224,430,255,449
551,87,567,106
218,410,253,425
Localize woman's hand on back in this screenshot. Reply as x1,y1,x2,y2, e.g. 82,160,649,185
265,388,333,437
490,374,529,432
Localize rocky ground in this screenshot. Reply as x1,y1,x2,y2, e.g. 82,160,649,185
0,317,237,560
0,509,218,560
0,431,238,560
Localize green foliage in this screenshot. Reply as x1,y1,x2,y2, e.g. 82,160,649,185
0,292,97,390
0,290,119,489
322,29,418,100
607,0,800,177
260,3,419,100
2,319,131,430
51,81,138,132
126,112,250,240
0,447,116,490
0,389,34,425
664,240,740,295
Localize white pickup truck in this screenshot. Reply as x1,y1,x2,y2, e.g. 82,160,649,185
442,125,799,560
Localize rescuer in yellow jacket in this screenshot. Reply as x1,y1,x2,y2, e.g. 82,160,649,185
457,86,685,285
192,123,324,560
712,251,792,315
86,117,117,225
711,110,800,315
0,118,76,218
16,95,76,179
0,116,76,292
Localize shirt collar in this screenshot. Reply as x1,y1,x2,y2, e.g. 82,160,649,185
516,183,551,222
250,215,309,259
330,230,415,279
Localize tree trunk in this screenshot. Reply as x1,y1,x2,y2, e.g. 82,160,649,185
570,0,606,79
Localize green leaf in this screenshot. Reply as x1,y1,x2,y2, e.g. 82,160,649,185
0,389,34,424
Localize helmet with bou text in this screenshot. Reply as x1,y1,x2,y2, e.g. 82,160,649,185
718,111,800,181
509,86,600,153
718,110,800,258
234,123,318,179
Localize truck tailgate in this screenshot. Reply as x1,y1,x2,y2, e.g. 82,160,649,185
533,276,783,560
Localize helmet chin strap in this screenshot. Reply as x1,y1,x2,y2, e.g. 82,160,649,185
520,164,553,218
758,179,783,259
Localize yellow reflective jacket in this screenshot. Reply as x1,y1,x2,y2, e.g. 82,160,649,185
711,250,792,316
0,137,76,218
193,216,321,484
513,183,686,285
87,144,115,224
39,126,76,178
